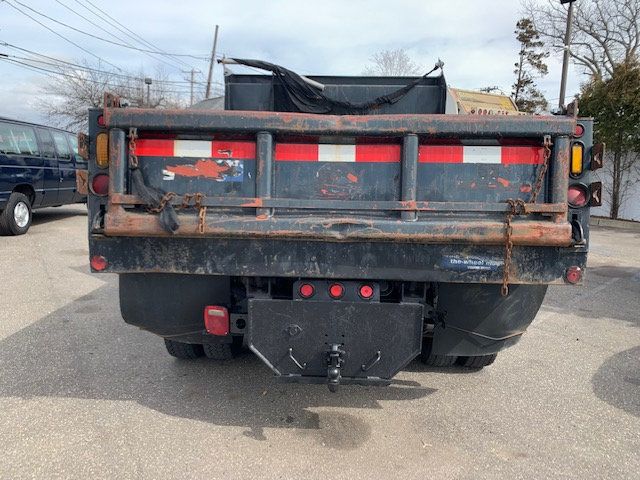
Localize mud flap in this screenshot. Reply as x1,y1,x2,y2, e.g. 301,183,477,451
248,299,423,389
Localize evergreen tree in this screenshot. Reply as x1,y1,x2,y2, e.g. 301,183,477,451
512,18,549,113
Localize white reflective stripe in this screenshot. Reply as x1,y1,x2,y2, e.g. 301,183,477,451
318,144,356,162
463,146,502,164
174,140,211,157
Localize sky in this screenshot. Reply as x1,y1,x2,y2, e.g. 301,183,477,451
0,0,581,125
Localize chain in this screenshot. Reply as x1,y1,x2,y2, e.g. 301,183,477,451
501,135,552,297
530,135,552,204
198,206,207,234
128,127,139,169
148,192,176,213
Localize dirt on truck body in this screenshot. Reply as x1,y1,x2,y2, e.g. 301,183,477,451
85,59,602,390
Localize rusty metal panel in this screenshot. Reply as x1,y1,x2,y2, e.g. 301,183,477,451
104,109,576,138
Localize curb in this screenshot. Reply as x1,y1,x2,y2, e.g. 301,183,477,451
590,216,640,232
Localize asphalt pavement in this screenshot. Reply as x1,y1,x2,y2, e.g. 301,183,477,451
1,205,638,479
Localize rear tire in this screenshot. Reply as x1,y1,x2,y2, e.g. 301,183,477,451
419,337,458,366
203,343,234,360
0,192,32,235
456,353,498,369
164,339,204,359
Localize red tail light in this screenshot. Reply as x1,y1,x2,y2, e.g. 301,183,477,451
574,124,584,137
328,283,345,299
97,114,105,127
565,266,583,284
359,284,374,299
204,306,229,336
90,255,107,271
568,184,589,208
91,174,109,196
299,283,315,298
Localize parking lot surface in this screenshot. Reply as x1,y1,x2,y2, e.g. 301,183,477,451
1,205,639,479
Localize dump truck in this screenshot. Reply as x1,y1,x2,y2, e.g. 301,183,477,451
85,59,602,390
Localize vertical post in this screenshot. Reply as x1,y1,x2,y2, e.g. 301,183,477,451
558,0,575,110
255,131,273,218
551,135,570,211
205,25,220,99
109,129,126,196
190,69,195,106
401,134,419,221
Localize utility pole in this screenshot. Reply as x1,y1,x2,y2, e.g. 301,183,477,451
558,0,576,110
144,77,152,107
205,25,219,99
190,69,195,106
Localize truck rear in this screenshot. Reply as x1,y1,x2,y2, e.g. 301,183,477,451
85,67,601,389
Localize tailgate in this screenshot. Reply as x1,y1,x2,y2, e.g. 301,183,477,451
100,109,573,247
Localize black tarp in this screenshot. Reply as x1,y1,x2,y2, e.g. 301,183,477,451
225,58,442,115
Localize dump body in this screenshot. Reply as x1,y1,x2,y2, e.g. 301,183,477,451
87,73,596,387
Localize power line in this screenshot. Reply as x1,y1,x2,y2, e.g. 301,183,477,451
73,0,196,70
1,57,216,96
0,43,223,87
7,0,210,59
52,0,188,72
3,0,125,71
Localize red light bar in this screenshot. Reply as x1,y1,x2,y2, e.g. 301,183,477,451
328,283,345,299
359,284,374,299
299,283,315,298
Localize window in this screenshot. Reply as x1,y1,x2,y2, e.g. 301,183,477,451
0,122,40,155
36,128,56,158
51,131,71,160
67,133,82,162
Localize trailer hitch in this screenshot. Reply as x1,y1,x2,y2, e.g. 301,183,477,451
326,343,345,392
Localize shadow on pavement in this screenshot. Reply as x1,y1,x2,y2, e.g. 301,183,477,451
542,264,640,327
0,279,435,447
31,206,87,227
592,346,640,418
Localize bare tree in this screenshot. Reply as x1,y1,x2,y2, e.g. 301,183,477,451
523,0,640,79
37,59,186,131
363,49,421,76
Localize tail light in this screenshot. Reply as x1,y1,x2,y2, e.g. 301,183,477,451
568,184,589,208
358,284,374,299
97,114,105,127
91,174,109,196
90,255,107,271
298,283,315,299
565,266,583,284
328,283,345,299
574,124,584,138
96,132,109,168
571,143,584,176
204,306,229,336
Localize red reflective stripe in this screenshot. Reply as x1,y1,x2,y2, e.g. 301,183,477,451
135,139,174,156
419,145,464,163
501,146,544,164
211,141,256,159
275,143,319,161
355,144,401,163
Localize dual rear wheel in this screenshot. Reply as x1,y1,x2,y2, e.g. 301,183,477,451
420,338,497,369
163,339,236,361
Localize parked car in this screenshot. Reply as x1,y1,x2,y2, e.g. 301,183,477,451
0,117,87,235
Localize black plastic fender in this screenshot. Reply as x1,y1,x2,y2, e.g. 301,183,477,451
119,273,230,343
431,283,548,356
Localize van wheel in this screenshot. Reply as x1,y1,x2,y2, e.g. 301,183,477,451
164,339,204,359
203,343,235,360
456,354,498,369
0,192,32,235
